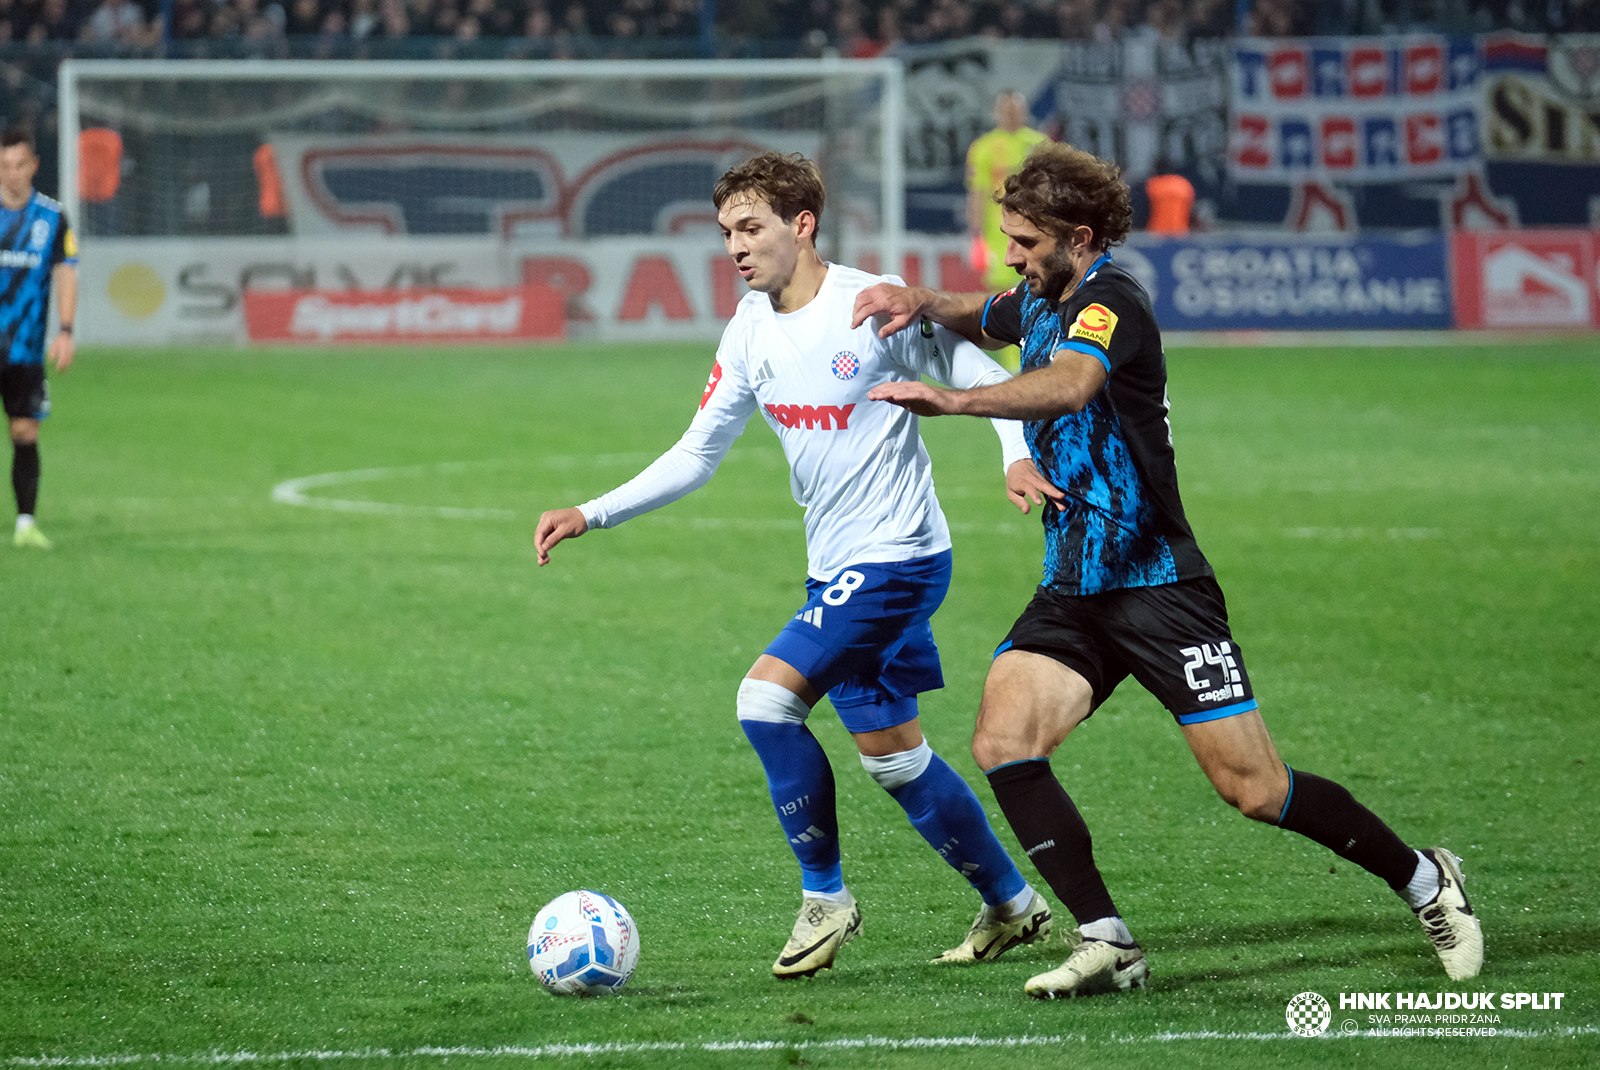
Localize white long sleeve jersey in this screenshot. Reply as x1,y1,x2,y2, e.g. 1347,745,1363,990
579,264,1030,581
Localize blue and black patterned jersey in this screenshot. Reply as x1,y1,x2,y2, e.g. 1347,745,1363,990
982,255,1211,596
0,191,76,366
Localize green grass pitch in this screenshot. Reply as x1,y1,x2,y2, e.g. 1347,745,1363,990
2,339,1597,1069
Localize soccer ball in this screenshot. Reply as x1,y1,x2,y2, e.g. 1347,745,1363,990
527,889,639,996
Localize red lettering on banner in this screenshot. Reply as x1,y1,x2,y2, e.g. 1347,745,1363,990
1349,47,1388,98
1268,49,1308,98
618,256,694,321
855,254,925,285
521,257,595,321
938,253,985,291
1235,115,1271,168
710,256,743,319
1406,114,1443,164
1322,117,1356,167
764,403,856,430
1405,44,1442,94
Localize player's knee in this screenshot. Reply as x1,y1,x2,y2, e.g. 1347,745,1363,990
971,722,1032,772
735,677,809,728
859,740,931,791
1215,775,1284,823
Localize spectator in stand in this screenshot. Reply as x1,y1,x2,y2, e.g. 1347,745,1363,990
80,0,147,44
524,3,554,36
379,0,410,36
285,0,322,36
1092,0,1134,42
170,0,211,38
27,0,83,43
350,0,380,38
1055,0,1095,39
1145,169,1195,234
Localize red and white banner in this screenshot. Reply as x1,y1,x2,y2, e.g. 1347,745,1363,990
1229,36,1482,182
1451,230,1597,328
243,285,565,343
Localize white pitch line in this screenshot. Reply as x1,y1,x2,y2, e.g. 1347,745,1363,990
271,463,516,520
269,452,782,522
9,1025,1595,1065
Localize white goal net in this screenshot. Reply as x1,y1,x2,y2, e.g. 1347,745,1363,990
59,58,905,345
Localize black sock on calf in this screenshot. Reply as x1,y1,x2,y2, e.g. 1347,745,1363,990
986,758,1119,926
1277,767,1417,890
12,441,39,516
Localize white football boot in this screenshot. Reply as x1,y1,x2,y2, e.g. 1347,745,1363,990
1415,847,1484,980
935,889,1053,963
1024,937,1148,999
773,891,862,978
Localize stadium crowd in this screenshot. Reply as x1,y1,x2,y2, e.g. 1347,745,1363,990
0,0,1590,50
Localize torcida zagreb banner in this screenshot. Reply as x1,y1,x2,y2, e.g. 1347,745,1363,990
1229,36,1482,182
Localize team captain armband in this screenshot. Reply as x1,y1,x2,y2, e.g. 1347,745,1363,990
1067,303,1117,348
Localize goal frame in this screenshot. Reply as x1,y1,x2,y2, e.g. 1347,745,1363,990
57,57,907,277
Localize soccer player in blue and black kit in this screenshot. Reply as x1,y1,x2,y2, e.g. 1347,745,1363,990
855,142,1483,997
0,126,77,549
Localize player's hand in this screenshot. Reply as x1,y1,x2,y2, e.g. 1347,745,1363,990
1005,458,1066,515
48,333,73,373
867,379,961,417
851,283,926,338
535,507,587,566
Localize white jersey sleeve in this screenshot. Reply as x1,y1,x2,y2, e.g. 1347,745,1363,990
578,328,757,530
895,322,1031,472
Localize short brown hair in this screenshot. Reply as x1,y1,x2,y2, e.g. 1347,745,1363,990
1000,142,1132,250
713,151,824,227
0,126,36,153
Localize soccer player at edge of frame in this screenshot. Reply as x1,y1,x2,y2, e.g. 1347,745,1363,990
0,125,77,550
850,140,1485,998
536,150,1064,980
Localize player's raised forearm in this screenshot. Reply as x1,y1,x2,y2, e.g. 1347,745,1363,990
852,284,992,346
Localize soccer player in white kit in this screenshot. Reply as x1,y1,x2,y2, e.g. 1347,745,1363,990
536,152,1061,978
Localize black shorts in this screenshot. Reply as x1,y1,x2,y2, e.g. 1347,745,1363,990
995,575,1258,726
1,362,49,421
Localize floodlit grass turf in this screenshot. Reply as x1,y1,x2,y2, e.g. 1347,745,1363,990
2,339,1597,1070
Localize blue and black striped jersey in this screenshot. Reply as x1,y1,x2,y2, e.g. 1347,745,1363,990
982,254,1212,596
0,191,76,366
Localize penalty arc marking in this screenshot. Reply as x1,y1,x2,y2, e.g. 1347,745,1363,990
270,453,1040,536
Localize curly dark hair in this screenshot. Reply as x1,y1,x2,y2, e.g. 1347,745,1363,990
713,151,824,227
999,142,1132,250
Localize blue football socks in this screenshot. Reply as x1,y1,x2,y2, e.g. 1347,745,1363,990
740,718,844,895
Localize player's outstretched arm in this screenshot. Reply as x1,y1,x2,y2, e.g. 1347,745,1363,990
871,349,1106,422
535,507,588,566
851,283,992,346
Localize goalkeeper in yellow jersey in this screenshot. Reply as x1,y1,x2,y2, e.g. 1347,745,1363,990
965,92,1046,370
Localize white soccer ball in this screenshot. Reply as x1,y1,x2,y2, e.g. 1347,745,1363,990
527,889,640,996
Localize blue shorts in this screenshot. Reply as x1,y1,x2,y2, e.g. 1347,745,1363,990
764,550,952,734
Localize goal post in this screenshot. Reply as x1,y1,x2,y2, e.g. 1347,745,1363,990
58,57,905,345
